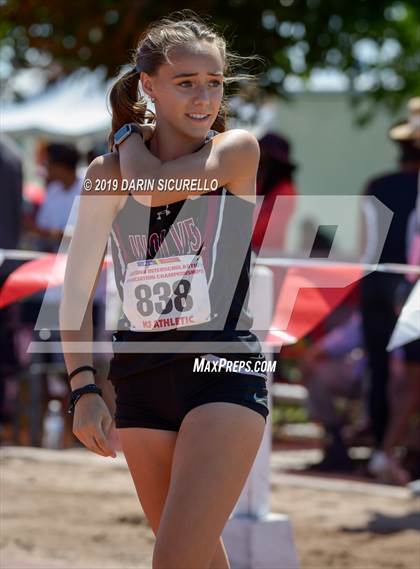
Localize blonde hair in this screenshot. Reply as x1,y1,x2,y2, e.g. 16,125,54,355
107,10,260,150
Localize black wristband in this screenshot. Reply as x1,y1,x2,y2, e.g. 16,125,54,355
68,365,97,383
68,384,103,416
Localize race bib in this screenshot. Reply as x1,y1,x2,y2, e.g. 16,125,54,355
122,255,211,331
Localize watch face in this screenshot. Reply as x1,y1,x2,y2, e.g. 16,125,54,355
114,124,131,145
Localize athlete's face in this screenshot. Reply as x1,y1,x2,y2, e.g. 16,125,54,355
141,42,224,138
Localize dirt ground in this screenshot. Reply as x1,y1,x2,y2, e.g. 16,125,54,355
1,447,419,569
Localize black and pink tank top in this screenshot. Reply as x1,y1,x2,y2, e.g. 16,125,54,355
107,130,264,378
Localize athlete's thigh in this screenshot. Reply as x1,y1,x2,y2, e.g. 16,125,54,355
117,427,177,535
154,402,265,564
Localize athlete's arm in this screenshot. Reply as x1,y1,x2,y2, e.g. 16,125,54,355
60,154,122,388
118,128,260,206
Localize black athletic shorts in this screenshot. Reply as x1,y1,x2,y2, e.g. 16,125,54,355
109,354,270,430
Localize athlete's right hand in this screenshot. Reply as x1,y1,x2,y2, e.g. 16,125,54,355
72,394,117,458
138,122,155,142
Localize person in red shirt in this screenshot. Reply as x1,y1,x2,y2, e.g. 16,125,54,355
252,132,298,253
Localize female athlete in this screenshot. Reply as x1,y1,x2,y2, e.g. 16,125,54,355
60,12,269,569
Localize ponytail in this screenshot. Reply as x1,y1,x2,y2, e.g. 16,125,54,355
107,68,155,151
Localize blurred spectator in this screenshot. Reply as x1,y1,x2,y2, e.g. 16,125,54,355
375,141,420,484
0,135,23,278
252,132,297,253
300,311,367,472
405,167,420,276
360,97,420,482
0,135,23,434
25,142,81,252
251,133,298,380
22,143,83,373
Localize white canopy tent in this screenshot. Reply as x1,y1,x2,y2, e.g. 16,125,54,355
2,67,113,142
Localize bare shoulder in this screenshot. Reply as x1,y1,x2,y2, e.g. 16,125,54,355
81,152,125,213
212,129,259,156
210,130,259,201
83,152,121,187
211,129,260,177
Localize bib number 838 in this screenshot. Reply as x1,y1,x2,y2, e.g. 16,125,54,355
135,278,193,317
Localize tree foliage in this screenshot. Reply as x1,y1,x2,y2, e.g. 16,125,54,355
2,0,420,118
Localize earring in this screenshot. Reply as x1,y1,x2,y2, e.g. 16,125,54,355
151,96,156,103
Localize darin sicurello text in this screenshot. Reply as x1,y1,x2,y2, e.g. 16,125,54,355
121,178,219,192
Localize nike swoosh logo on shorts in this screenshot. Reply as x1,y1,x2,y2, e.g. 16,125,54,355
253,393,268,406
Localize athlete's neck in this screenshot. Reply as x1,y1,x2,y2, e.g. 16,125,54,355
148,121,207,162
